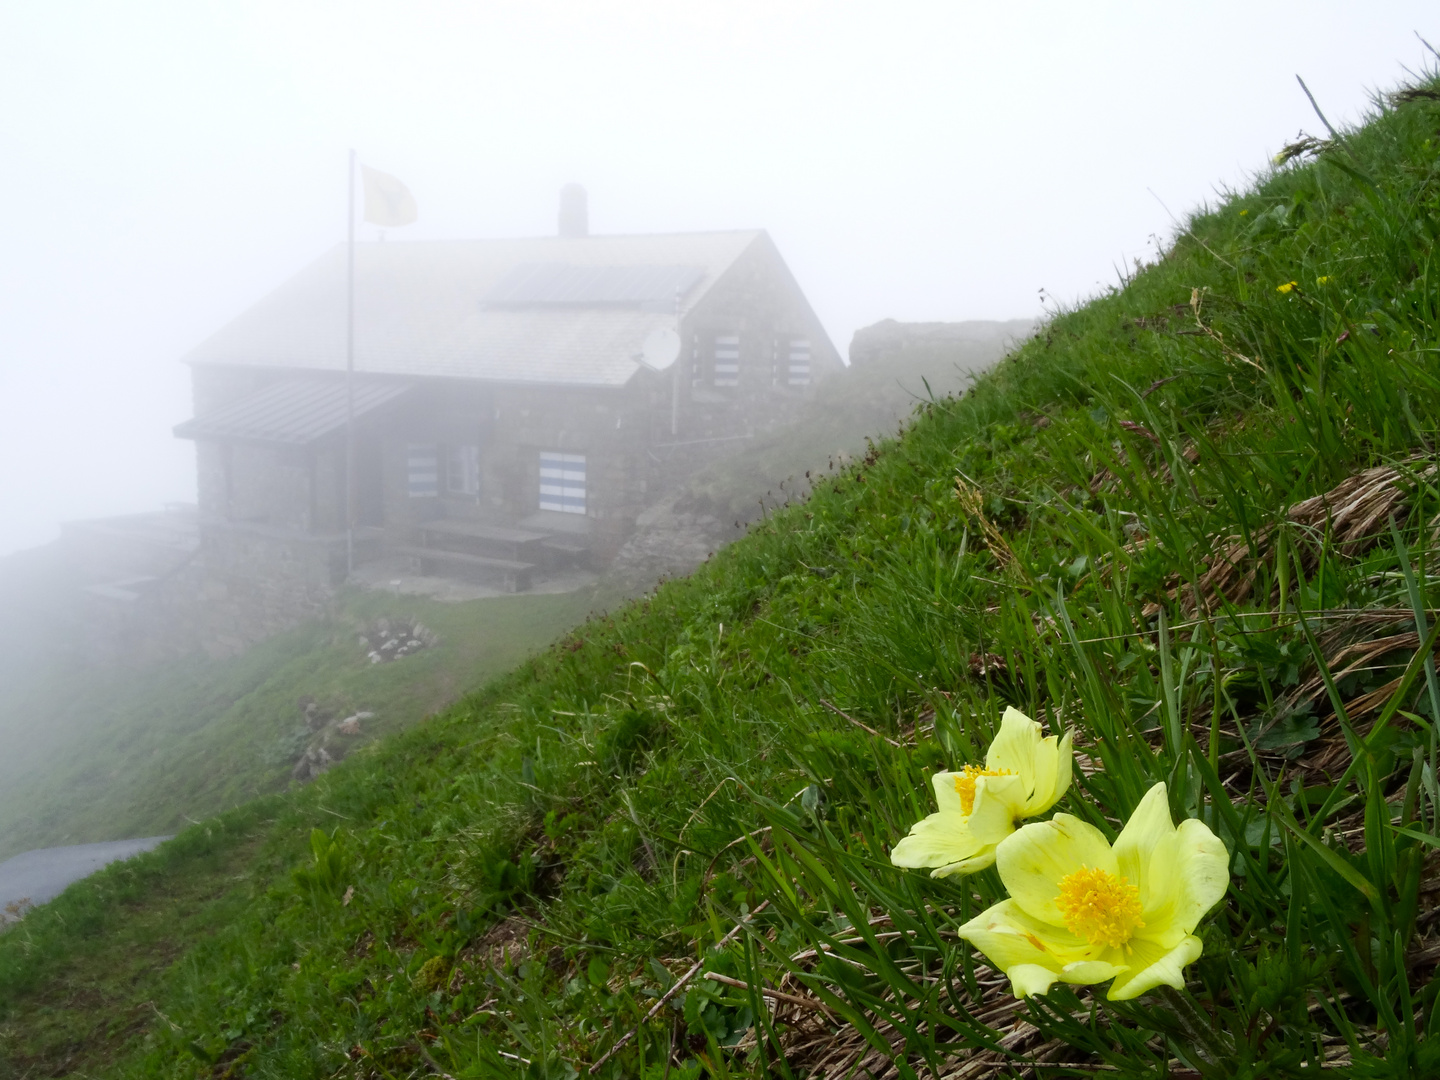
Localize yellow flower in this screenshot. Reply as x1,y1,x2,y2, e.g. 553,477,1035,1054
1316,275,1331,286
957,782,1229,1000
1277,280,1298,294
890,707,1072,876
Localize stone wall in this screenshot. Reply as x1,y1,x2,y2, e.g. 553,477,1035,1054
74,522,351,661
847,318,1037,367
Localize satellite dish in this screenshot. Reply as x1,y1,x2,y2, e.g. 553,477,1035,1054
640,327,681,372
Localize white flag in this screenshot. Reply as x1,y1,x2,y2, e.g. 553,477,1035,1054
361,164,417,227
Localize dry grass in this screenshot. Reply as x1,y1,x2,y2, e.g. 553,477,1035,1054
1141,457,1437,617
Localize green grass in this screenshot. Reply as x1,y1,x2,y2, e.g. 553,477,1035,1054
0,803,285,1078
0,588,596,860
7,74,1440,1079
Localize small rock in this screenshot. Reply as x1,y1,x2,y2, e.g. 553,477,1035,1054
291,749,322,781
303,702,327,731
337,716,361,735
291,746,334,781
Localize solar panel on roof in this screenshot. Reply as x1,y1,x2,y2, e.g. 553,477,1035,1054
483,263,705,308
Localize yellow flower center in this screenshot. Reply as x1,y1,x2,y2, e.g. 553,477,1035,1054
1055,866,1144,948
953,766,1014,816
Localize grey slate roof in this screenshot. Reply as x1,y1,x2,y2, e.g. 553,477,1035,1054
173,378,412,445
482,263,706,307
183,232,764,388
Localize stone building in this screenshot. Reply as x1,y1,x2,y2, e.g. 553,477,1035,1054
171,196,841,620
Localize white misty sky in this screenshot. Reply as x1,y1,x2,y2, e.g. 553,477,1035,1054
0,2,1434,556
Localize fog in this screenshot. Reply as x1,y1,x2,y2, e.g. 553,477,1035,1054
0,2,1434,556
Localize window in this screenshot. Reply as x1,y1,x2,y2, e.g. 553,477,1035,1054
787,338,811,386
713,334,739,387
406,443,438,498
446,443,480,496
539,452,586,514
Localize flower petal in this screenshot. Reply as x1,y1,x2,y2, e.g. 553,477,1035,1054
930,848,998,877
967,772,1028,843
1023,729,1073,816
958,900,1126,998
1007,963,1063,998
1105,934,1204,1001
930,771,964,815
1113,782,1175,895
986,707,1041,792
1060,959,1129,984
890,811,984,869
1004,959,1129,997
957,897,1098,972
1050,728,1074,804
1139,818,1231,946
996,814,1117,926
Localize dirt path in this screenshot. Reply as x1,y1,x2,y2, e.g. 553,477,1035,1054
0,836,170,918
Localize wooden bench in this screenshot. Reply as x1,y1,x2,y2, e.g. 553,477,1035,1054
417,520,550,561
539,535,591,563
392,545,535,592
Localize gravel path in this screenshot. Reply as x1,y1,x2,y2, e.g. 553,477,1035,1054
0,836,170,918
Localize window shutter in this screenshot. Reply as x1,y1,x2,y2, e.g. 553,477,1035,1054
539,452,586,514
406,444,439,498
787,339,811,386
713,334,739,387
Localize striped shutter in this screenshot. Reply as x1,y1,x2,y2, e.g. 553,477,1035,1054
406,444,439,497
787,338,811,386
539,452,586,514
713,334,739,387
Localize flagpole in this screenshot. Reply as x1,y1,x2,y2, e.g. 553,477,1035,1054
345,148,356,577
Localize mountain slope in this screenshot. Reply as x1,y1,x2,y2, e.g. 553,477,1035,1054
6,75,1440,1078
0,589,599,861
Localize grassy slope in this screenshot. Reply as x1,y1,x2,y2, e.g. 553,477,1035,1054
6,80,1440,1079
0,588,596,860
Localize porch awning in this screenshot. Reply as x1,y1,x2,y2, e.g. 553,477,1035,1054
174,378,414,446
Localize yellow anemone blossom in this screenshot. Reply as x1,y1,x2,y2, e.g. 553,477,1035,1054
957,782,1229,1000
890,707,1072,877
1277,280,1298,294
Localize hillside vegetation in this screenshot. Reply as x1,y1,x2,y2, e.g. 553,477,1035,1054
0,590,597,861
7,76,1440,1078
